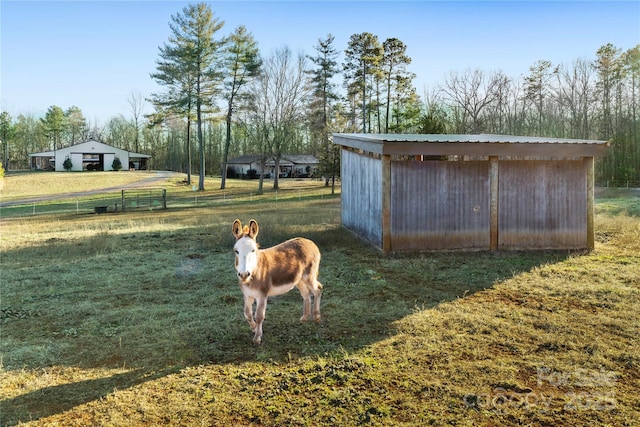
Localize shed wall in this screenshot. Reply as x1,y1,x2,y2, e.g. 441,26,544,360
341,149,383,247
498,160,587,249
390,160,490,250
336,134,602,252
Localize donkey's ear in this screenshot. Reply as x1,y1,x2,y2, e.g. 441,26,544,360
232,219,243,239
248,219,259,239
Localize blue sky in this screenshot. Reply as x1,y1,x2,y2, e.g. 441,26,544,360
1,0,639,125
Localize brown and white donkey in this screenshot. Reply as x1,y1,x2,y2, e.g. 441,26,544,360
232,219,323,345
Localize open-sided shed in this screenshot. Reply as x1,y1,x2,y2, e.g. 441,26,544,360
333,133,610,253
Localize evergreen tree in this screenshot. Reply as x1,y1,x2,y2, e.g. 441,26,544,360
112,156,123,171
151,2,225,190
65,106,88,144
343,33,383,133
524,59,555,135
40,105,66,150
594,43,623,139
0,111,14,171
220,25,261,189
381,38,413,133
307,34,340,191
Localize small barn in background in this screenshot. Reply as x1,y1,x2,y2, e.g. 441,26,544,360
29,139,151,172
333,133,610,253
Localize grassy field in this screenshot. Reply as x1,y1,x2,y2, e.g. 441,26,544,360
0,173,639,426
0,171,335,218
0,171,167,202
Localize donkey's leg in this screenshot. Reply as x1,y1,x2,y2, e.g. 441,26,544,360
296,282,312,322
253,296,268,345
312,280,323,322
243,294,256,331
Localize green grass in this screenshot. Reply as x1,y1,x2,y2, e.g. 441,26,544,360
0,174,639,426
0,172,337,218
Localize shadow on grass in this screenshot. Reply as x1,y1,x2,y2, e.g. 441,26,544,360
0,207,571,425
0,368,179,426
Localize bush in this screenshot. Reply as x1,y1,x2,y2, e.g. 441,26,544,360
63,157,73,171
112,156,123,171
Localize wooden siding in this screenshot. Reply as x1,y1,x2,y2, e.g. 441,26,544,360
339,140,595,252
498,160,587,249
341,149,383,247
390,160,490,250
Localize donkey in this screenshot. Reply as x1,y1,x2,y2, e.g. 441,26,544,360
232,219,323,345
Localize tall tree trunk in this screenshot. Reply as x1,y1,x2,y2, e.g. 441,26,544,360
273,154,280,190
197,102,205,191
362,62,367,133
257,155,266,195
220,101,233,189
186,117,192,185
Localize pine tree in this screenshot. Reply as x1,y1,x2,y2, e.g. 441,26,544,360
150,2,225,190
220,25,261,190
343,33,383,133
307,34,340,191
0,111,14,172
381,38,416,133
112,156,123,171
40,105,66,150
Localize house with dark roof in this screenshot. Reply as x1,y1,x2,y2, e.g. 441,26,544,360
227,154,319,179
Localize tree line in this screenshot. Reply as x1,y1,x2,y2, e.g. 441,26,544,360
1,2,638,188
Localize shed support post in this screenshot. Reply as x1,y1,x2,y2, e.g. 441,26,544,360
489,156,499,250
382,154,392,254
586,156,595,250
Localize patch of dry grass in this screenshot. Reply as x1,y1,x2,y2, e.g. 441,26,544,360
0,192,638,426
0,171,165,202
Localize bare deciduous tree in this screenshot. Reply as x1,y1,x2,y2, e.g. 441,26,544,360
441,68,502,133
554,58,594,139
248,46,310,191
127,91,146,153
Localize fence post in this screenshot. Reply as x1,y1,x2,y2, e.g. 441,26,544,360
162,189,167,209
121,190,125,212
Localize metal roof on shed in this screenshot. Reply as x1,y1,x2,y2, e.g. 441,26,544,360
333,133,610,157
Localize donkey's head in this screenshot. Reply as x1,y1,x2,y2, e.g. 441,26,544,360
232,219,259,283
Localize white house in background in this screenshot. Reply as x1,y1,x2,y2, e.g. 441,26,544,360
226,154,319,179
265,155,319,178
226,155,263,178
29,139,151,172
